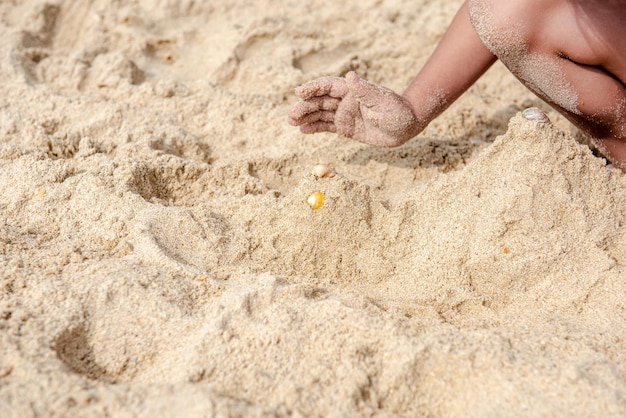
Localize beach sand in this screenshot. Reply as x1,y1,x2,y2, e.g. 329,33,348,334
1,0,625,416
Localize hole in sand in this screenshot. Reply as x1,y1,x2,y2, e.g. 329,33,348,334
128,165,176,204
54,324,117,383
126,161,205,206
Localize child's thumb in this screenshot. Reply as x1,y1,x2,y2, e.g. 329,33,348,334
345,71,380,108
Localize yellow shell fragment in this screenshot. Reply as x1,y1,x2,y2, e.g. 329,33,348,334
310,164,336,178
307,191,324,210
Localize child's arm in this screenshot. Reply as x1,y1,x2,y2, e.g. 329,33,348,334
288,0,497,147
402,1,497,129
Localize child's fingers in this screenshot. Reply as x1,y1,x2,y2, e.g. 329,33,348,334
300,121,337,134
288,102,316,124
288,97,340,125
288,97,339,119
308,96,340,111
291,110,335,126
295,76,348,99
334,94,359,137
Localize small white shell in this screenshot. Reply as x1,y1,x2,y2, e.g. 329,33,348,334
310,164,336,178
522,107,550,123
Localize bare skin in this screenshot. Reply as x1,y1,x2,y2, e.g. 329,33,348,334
288,0,626,171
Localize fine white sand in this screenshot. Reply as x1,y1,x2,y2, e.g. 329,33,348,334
1,1,625,417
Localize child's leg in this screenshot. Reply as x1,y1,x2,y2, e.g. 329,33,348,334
469,0,626,170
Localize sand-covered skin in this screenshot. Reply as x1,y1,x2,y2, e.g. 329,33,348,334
1,0,625,417
468,0,581,115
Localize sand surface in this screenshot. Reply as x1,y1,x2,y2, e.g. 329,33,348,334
1,1,625,417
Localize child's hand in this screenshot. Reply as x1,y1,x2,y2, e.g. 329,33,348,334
288,72,419,147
